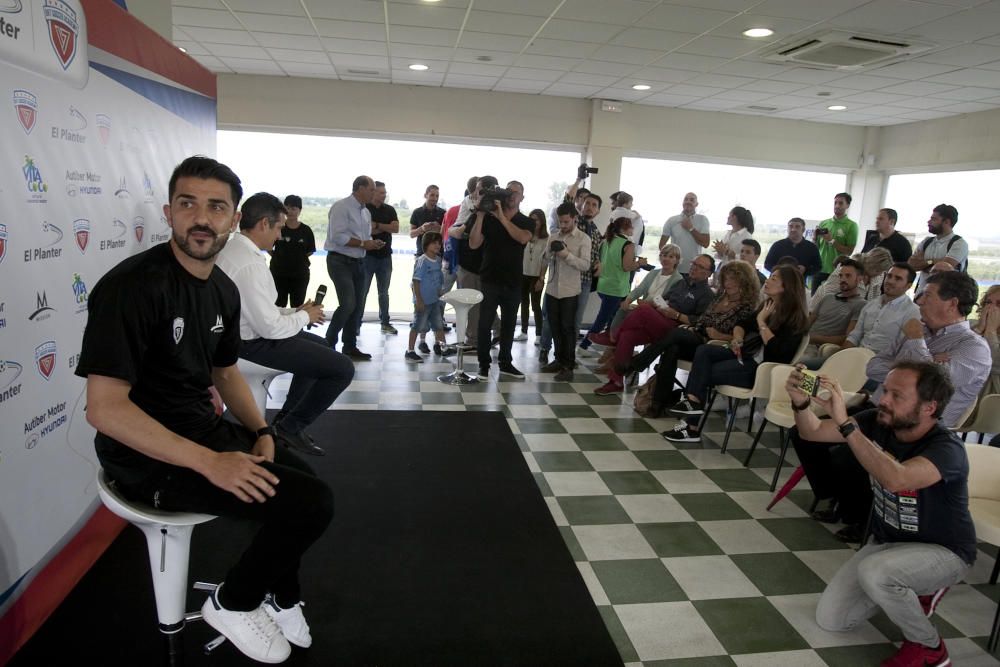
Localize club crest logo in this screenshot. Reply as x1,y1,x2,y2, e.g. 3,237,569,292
34,340,57,380
172,317,184,344
43,0,79,70
0,223,7,264
73,218,89,253
133,216,144,243
13,89,36,135
95,113,110,145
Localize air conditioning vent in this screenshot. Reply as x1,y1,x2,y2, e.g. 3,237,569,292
746,105,778,112
346,68,383,76
761,31,933,70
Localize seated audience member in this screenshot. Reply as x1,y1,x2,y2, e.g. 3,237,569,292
515,208,548,343
217,192,355,456
609,261,759,404
405,232,455,363
581,217,646,350
591,243,683,345
540,202,592,382
712,206,754,270
809,254,856,308
861,207,913,263
739,238,767,288
910,204,966,291
764,217,822,280
843,263,920,356
773,255,809,300
601,254,715,379
662,265,809,442
795,270,990,542
788,361,974,667
859,247,893,301
966,285,1000,430
803,258,865,358
77,157,332,662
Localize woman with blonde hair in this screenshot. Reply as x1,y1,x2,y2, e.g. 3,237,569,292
965,285,1000,431
860,246,893,300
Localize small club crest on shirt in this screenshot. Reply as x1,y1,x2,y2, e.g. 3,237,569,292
210,315,224,334
172,317,184,344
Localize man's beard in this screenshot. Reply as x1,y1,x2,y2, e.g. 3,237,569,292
877,405,921,431
173,225,228,261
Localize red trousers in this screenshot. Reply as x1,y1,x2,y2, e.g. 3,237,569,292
610,305,678,383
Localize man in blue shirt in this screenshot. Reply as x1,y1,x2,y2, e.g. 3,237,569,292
324,175,383,360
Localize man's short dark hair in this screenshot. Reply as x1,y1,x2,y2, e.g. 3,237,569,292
374,181,386,188
835,192,852,206
425,184,439,194
352,175,372,192
880,207,898,223
890,262,916,285
168,155,243,208
556,202,577,218
777,255,799,267
506,180,523,191
698,254,716,272
838,258,864,275
741,239,761,257
478,175,499,190
927,271,978,316
576,187,590,199
585,193,602,208
889,360,954,419
283,194,302,209
934,203,958,226
788,217,805,227
465,175,479,196
239,192,286,231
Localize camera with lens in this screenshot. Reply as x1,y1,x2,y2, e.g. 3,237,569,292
549,240,566,253
577,163,599,181
477,186,512,213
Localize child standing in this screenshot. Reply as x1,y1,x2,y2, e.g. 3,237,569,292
406,232,455,362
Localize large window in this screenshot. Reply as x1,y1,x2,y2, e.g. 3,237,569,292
885,170,1000,284
218,130,582,317
620,157,848,258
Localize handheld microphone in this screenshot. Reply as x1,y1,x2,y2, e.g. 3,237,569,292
308,285,328,329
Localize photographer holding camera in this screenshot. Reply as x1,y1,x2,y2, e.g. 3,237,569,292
468,180,534,378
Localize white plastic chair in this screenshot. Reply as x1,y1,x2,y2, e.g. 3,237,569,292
437,288,484,385
960,394,1000,443
236,358,286,415
965,444,1000,652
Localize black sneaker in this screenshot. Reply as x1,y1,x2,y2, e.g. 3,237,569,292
343,347,372,361
540,361,563,373
478,365,490,378
418,341,431,354
499,363,525,378
834,523,864,543
433,343,456,357
381,323,398,335
274,423,326,456
669,398,704,416
538,349,549,364
554,368,574,382
404,351,423,363
661,424,701,443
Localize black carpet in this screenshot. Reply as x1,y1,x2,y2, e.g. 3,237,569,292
11,410,623,667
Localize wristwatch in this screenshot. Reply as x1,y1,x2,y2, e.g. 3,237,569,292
255,425,276,440
837,420,857,438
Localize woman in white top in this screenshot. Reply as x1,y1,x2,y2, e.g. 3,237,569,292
609,191,645,250
713,206,754,264
516,208,549,342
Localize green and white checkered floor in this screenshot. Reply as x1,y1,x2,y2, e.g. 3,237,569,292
270,321,1000,666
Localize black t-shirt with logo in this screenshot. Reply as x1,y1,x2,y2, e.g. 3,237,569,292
366,203,398,259
269,222,316,277
411,205,446,256
479,211,534,289
75,242,242,487
856,409,978,565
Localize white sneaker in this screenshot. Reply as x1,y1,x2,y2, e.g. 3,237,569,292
263,594,312,648
513,332,528,342
201,586,291,663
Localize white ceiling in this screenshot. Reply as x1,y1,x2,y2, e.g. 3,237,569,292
171,0,1000,126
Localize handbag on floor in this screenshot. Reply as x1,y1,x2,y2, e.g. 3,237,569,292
633,375,658,416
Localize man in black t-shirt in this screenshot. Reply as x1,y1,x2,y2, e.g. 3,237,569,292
269,194,315,307
409,184,446,257
469,180,534,378
363,181,399,334
787,360,974,667
75,156,332,663
861,207,913,263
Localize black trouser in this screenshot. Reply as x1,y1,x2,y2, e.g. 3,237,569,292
546,293,579,370
116,419,334,610
520,275,543,336
477,280,520,366
272,272,309,308
651,328,707,404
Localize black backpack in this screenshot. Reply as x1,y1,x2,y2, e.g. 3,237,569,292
920,235,966,272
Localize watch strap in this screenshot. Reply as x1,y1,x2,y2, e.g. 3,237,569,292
255,425,276,439
837,420,857,438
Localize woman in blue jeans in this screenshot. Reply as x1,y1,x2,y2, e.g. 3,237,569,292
662,264,809,443
580,216,646,350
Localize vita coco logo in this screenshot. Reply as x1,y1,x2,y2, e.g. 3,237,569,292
23,154,48,203
71,273,88,314
24,220,63,263
24,400,68,449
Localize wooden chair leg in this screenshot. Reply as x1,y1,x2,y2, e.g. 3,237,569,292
744,419,768,467
720,399,740,454
770,428,793,492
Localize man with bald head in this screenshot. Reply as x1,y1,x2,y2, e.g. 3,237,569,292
660,192,710,274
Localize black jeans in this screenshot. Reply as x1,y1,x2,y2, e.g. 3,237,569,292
325,253,365,349
272,272,309,308
520,275,543,336
650,328,707,404
546,293,578,370
117,419,334,610
477,280,521,366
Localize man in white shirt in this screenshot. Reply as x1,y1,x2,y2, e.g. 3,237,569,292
844,263,920,355
217,192,355,456
659,192,710,274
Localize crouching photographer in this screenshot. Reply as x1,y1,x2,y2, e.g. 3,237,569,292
468,179,534,378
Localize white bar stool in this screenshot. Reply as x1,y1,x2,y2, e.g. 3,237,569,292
236,358,286,415
438,288,484,385
96,469,222,664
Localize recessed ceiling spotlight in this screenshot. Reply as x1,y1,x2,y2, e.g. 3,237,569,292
408,64,430,71
632,84,651,91
742,28,774,38
828,105,847,111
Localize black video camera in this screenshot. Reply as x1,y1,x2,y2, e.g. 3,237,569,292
477,186,512,213
549,240,566,253
577,163,599,181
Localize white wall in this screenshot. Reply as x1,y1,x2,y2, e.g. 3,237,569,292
878,108,1000,172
